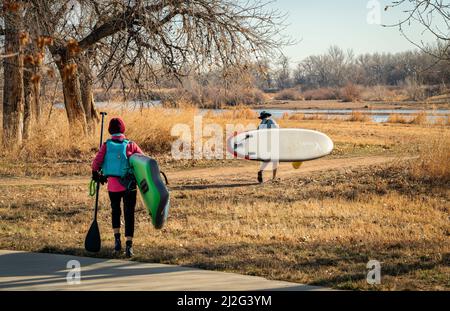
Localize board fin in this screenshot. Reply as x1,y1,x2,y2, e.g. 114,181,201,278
292,161,303,169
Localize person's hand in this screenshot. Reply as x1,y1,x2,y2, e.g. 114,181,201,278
99,174,108,185
92,171,108,185
92,170,101,182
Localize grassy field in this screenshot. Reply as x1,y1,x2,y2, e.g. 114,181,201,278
0,107,449,290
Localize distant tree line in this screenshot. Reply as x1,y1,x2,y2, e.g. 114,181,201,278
256,46,450,91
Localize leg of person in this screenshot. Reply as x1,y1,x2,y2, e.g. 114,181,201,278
272,161,279,179
109,191,123,252
258,161,269,183
123,189,137,258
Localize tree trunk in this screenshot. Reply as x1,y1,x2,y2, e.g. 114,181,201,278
78,56,98,136
55,55,88,136
23,57,42,139
22,5,42,139
33,74,41,121
2,5,24,147
23,64,33,139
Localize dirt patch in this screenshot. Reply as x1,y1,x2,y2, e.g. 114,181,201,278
0,156,398,187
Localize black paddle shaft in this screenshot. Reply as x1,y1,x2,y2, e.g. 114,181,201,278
93,112,107,220
85,112,107,252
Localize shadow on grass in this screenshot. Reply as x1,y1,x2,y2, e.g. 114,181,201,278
132,241,445,289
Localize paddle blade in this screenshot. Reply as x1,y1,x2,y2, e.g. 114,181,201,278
84,220,101,252
292,161,303,169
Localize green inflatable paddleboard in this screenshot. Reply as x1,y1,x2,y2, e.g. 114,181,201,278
129,154,170,229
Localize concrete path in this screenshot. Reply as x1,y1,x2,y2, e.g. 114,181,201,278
0,250,327,291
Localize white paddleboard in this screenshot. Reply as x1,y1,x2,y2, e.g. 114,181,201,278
227,128,333,162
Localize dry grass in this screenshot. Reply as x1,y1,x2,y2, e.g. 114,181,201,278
387,114,410,124
339,84,362,102
410,111,428,125
409,134,450,182
274,89,303,101
303,88,339,101
289,113,306,121
123,107,197,154
361,85,396,101
163,86,267,108
1,108,199,162
0,161,448,290
348,111,370,122
14,110,95,160
387,111,437,125
434,115,450,126
219,107,259,120
305,114,331,121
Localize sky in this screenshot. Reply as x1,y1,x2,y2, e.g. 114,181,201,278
269,0,445,64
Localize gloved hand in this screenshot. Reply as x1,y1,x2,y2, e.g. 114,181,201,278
92,171,107,185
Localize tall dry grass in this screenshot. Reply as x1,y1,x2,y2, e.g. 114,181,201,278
387,114,410,124
410,134,450,182
410,111,428,125
3,106,448,164
219,107,258,119
4,106,263,162
360,85,395,101
434,115,450,126
5,108,200,161
339,83,362,102
163,85,266,108
289,113,306,121
387,111,434,125
303,88,339,100
122,107,198,154
14,110,96,160
274,89,303,101
348,111,370,122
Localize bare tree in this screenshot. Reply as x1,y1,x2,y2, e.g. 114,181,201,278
2,1,25,146
28,0,286,135
22,4,49,139
384,0,450,61
275,55,291,89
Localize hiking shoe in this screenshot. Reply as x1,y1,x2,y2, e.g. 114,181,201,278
257,171,263,183
114,238,122,252
114,233,121,252
125,241,134,258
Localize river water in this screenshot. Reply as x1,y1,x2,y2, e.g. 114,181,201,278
251,109,449,123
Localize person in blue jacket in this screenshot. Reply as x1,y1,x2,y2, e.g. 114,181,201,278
257,111,279,183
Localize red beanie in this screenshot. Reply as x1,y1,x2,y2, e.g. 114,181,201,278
108,117,126,134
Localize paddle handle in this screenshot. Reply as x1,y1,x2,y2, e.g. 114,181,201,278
93,112,107,220
99,112,107,148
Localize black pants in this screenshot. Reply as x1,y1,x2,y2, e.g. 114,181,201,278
108,190,137,237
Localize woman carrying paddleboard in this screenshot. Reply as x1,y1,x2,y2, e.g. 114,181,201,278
257,111,280,183
91,117,143,257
